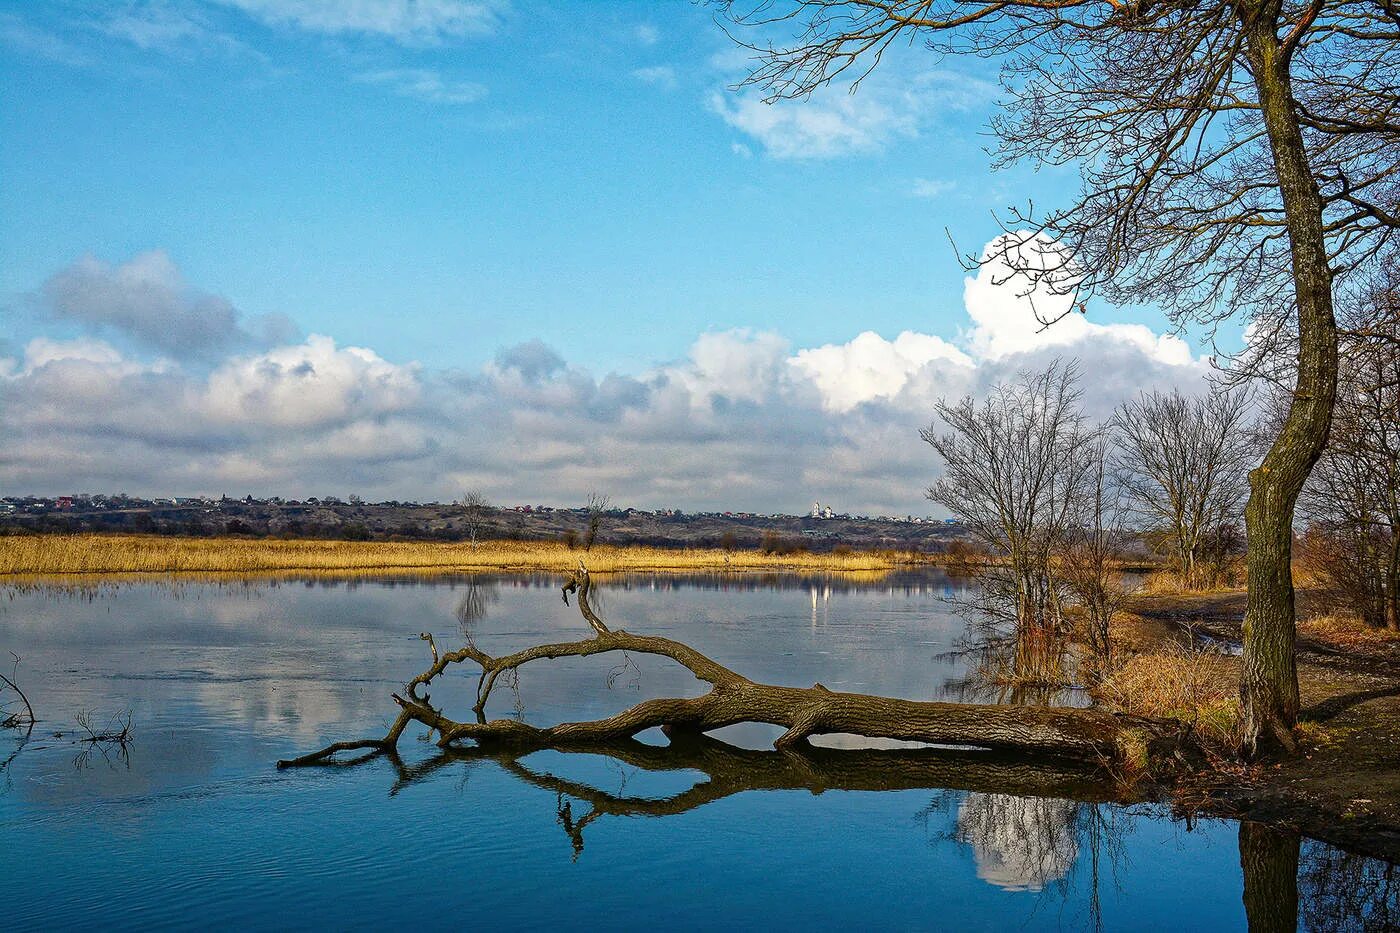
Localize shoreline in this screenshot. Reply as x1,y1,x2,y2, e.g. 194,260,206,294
1128,588,1400,862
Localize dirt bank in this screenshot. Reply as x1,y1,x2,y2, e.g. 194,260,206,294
1130,589,1400,861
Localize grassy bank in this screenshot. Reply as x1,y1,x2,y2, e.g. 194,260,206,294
0,533,923,578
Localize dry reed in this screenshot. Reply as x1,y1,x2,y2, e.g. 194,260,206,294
1298,611,1400,648
1094,644,1241,747
0,534,915,579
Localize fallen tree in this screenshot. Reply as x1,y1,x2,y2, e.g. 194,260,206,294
279,566,1192,772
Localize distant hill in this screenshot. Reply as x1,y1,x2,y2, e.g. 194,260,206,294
0,496,971,553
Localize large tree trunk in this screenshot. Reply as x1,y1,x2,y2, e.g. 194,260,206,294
1240,13,1339,756
279,567,1193,773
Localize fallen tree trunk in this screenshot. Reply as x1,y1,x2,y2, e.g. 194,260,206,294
279,566,1190,772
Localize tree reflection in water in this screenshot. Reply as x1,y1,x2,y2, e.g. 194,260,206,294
1298,830,1399,932
454,579,500,639
956,794,1083,892
913,788,1130,931
295,732,1400,929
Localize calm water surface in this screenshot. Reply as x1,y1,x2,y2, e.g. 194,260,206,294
0,570,1394,930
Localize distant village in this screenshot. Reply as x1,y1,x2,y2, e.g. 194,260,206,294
0,493,965,552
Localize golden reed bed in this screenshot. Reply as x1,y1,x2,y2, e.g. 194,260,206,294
0,534,919,579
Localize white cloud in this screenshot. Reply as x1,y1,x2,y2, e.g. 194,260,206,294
711,68,997,160
2,242,1210,513
632,24,659,46
203,335,421,428
962,234,1196,368
94,2,212,50
630,65,676,90
710,86,917,160
791,331,973,413
356,68,487,104
217,0,507,43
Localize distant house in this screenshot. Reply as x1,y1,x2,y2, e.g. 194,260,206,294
56,496,74,510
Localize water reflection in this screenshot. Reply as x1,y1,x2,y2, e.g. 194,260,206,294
303,731,1399,932
1,572,1397,930
361,735,1127,859
956,793,1081,892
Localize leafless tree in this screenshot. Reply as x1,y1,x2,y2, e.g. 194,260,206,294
1113,388,1255,591
922,361,1100,685
583,492,611,551
1058,440,1130,680
1301,275,1400,628
458,490,491,549
713,0,1399,753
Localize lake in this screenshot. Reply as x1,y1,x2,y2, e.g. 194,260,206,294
1,570,1394,930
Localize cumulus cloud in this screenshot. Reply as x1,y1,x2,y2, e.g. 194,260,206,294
356,68,487,104
962,236,1195,369
39,250,296,361
216,0,506,43
203,335,421,428
3,242,1211,513
791,331,972,413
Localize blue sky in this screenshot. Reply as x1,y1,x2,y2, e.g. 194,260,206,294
0,1,1214,512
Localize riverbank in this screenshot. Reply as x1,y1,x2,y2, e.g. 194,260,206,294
0,533,928,578
1127,587,1400,861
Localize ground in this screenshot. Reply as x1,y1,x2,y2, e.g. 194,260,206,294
1129,588,1400,861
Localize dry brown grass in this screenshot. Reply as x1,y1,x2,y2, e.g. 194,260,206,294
1136,569,1189,594
0,534,916,579
1135,566,1246,596
1298,611,1400,649
1095,644,1241,747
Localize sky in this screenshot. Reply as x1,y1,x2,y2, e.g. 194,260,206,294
0,0,1224,515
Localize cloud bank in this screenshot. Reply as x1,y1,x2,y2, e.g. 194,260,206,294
2,244,1207,515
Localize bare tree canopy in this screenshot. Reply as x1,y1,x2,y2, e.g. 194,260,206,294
923,361,1105,685
715,0,1400,754
583,492,611,551
1301,274,1400,628
717,0,1397,330
1114,388,1254,589
458,490,491,549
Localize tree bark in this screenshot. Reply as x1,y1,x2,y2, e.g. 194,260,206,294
1239,10,1339,757
279,567,1193,772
